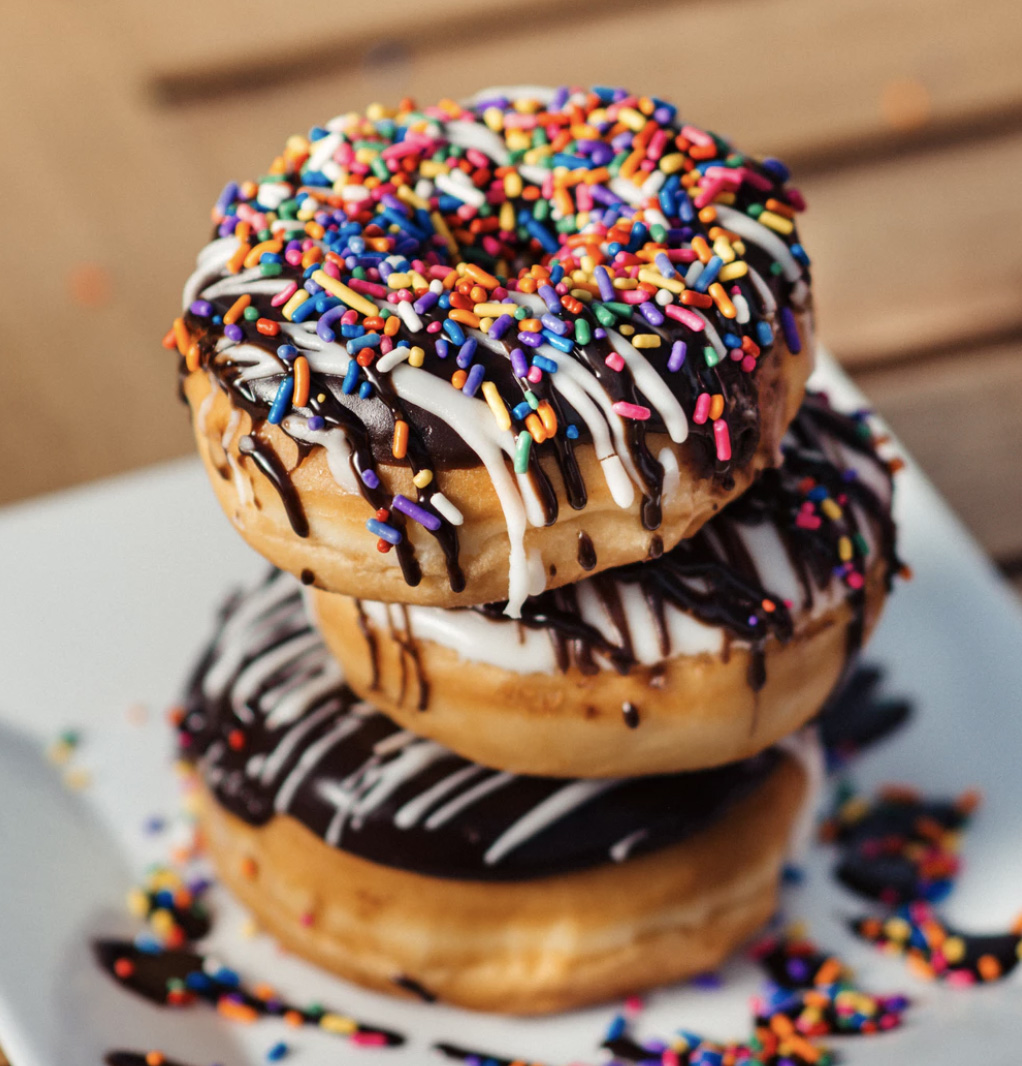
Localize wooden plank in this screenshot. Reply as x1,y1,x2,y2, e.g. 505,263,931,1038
128,0,1022,168
853,342,1022,561
800,131,1022,366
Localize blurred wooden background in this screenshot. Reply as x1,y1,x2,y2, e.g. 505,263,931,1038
3,0,1021,592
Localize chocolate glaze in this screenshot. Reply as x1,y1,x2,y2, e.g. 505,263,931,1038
462,392,899,691
178,571,782,882
176,89,811,595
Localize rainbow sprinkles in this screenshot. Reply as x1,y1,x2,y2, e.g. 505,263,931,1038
168,85,812,614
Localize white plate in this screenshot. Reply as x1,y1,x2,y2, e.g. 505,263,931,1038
1,356,1021,1066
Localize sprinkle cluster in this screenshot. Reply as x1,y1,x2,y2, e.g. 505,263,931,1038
820,783,979,903
125,866,212,949
851,902,1022,985
167,86,810,556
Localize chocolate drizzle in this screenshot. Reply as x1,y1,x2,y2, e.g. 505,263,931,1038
179,571,783,882
466,392,900,690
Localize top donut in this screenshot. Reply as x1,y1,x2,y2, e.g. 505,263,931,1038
170,85,814,613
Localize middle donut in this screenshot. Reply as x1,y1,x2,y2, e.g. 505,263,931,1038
309,392,902,778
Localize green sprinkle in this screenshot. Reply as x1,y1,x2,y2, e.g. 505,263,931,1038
524,390,539,410
603,300,633,318
514,431,533,473
650,223,667,242
243,306,260,321
747,203,764,219
575,318,592,345
259,262,283,277
703,345,721,367
514,306,528,320
370,157,390,181
593,304,617,328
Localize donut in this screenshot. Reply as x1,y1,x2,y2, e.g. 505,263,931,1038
308,392,902,777
168,85,815,614
178,570,817,1013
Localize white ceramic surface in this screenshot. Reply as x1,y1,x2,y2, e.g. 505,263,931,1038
1,357,1020,1066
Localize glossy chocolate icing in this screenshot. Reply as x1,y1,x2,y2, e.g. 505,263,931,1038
178,571,783,882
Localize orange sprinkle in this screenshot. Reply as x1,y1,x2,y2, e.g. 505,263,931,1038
222,294,251,325
465,263,499,289
525,412,547,444
172,317,190,355
814,957,843,986
518,318,542,333
293,356,310,407
449,308,481,329
690,236,712,263
217,998,259,1024
161,327,177,351
698,206,718,224
226,243,250,274
708,394,725,421
185,342,201,373
256,317,280,336
537,400,558,436
680,290,713,308
392,420,409,459
239,856,258,880
977,954,1002,981
451,369,468,389
243,239,282,269
766,198,796,219
384,314,401,337
709,282,737,318
301,247,323,268
284,1009,305,1027
145,1053,166,1066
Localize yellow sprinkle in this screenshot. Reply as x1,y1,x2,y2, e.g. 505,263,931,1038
395,185,430,211
386,272,413,289
311,270,378,317
499,200,515,232
479,317,494,333
713,191,737,205
712,237,736,263
619,324,635,336
821,498,844,521
617,107,647,131
637,268,684,294
611,277,639,291
64,768,91,791
281,289,310,321
632,334,661,349
408,346,425,368
719,261,749,282
419,159,446,179
474,302,518,317
503,171,523,199
127,888,149,917
483,106,504,132
569,288,593,303
408,270,429,290
884,916,912,942
319,1013,357,1035
838,536,853,562
659,152,686,174
759,210,795,235
481,381,511,431
412,469,433,489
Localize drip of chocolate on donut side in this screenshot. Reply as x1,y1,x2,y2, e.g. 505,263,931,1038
167,86,813,602
176,571,790,882
353,391,903,697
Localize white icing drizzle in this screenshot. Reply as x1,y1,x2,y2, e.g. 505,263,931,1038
713,206,802,283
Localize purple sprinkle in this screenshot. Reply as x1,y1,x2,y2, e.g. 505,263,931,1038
779,306,802,353
391,494,441,532
215,181,239,214
540,312,568,335
435,338,449,359
611,131,633,152
189,299,213,317
413,290,439,314
551,86,569,110
307,415,325,431
510,347,529,377
317,304,346,342
224,323,243,342
488,313,513,340
456,337,478,369
594,327,607,340
668,340,687,371
538,283,562,313
638,301,664,326
462,362,486,398
380,193,407,215
594,265,615,301
691,971,723,990
304,280,323,297
217,218,237,238
518,330,542,349
360,468,380,489
654,251,676,278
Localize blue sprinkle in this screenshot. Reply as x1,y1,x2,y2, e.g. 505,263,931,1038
307,415,325,431
548,262,565,285
540,313,568,336
276,344,298,362
358,381,373,400
807,486,828,502
542,330,574,353
692,255,723,293
443,318,466,345
566,424,579,439
779,305,802,353
604,1014,626,1041
340,324,364,339
214,967,240,987
435,338,450,360
347,333,380,355
532,355,558,374
366,518,402,545
756,320,774,347
267,376,294,424
462,362,486,398
790,242,811,267
456,337,478,369
266,1041,290,1062
512,401,532,421
761,157,791,182
360,468,379,489
722,333,742,349
341,362,360,394
290,297,320,323
523,217,559,254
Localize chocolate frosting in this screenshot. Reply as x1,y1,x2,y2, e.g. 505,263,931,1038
178,571,783,882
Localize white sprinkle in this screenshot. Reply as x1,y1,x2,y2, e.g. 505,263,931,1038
431,492,464,526
396,300,424,333
435,172,486,208
375,346,412,373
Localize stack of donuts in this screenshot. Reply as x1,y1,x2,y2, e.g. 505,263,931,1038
167,86,902,1014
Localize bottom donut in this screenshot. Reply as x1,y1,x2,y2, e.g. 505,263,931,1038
179,572,814,1014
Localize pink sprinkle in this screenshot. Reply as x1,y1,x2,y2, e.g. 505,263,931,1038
714,420,731,461
624,995,644,1014
729,347,744,361
735,166,772,192
612,401,651,421
693,179,726,210
604,352,626,372
351,1032,388,1046
426,321,442,334
693,392,711,424
787,187,808,211
620,289,647,305
300,912,314,927
681,124,713,147
663,304,705,332
348,278,389,298
846,571,865,590
741,355,757,373
527,366,543,384
322,259,341,280
271,282,297,307
796,513,822,530
284,249,303,267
